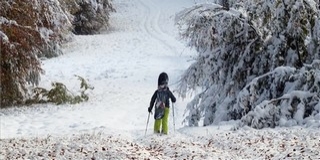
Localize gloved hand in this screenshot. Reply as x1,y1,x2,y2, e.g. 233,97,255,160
148,107,152,113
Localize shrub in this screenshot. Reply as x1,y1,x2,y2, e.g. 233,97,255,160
26,75,94,105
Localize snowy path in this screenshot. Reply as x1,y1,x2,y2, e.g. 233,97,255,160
1,0,320,159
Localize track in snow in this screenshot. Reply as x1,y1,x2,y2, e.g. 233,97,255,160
137,0,181,55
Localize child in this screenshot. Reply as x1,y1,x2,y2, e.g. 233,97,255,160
148,72,176,134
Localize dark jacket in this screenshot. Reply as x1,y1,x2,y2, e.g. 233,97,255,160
149,87,176,110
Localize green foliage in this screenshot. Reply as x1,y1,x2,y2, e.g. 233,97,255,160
26,75,93,105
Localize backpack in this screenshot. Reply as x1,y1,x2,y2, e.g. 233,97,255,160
154,87,167,119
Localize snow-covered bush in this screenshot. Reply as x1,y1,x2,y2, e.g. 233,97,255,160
176,0,320,128
61,0,115,35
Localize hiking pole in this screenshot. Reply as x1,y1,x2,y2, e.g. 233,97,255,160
172,103,176,133
145,112,151,136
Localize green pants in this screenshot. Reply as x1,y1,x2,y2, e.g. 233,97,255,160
154,107,169,134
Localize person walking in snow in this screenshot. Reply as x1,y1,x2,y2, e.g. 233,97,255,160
148,72,176,135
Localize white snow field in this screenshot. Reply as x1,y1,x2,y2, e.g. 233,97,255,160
1,0,320,159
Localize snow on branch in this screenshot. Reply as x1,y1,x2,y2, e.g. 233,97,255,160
238,62,320,129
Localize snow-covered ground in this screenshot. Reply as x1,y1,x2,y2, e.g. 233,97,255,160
1,0,320,159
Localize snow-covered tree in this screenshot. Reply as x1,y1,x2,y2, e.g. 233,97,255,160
236,0,320,128
243,0,320,67
61,0,115,35
0,0,72,107
176,0,320,128
176,3,263,126
1,0,72,59
1,0,115,107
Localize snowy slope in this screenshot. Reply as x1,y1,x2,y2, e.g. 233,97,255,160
1,0,320,159
1,0,196,139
